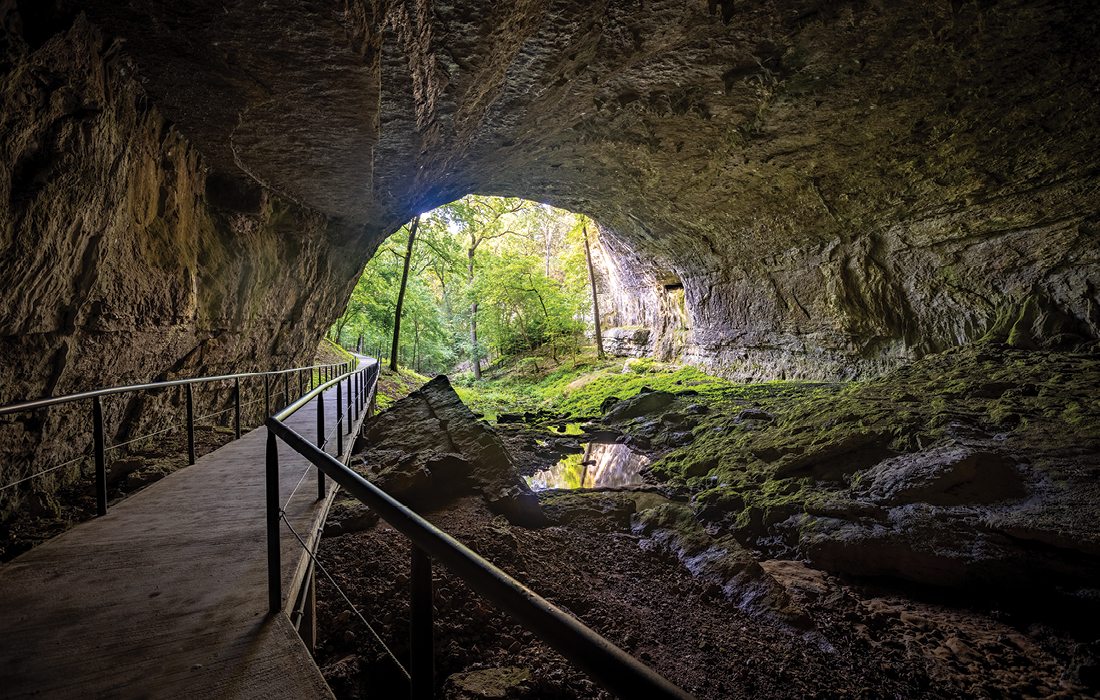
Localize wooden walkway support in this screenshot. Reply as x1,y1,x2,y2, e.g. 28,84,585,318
0,359,375,699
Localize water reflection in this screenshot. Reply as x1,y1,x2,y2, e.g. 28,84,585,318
526,442,649,490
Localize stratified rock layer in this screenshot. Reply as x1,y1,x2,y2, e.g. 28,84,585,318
0,9,365,514
59,0,1100,380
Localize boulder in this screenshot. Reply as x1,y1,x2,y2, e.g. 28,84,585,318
856,443,1026,506
354,376,546,525
604,390,678,423
444,667,532,699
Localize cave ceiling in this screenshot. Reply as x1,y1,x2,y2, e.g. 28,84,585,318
70,1,1097,253
58,0,1099,375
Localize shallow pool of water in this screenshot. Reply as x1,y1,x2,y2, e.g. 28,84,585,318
526,442,650,490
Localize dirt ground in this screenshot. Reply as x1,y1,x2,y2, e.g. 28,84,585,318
315,495,1095,699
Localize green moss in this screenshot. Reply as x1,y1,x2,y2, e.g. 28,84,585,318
375,366,430,410
454,353,828,422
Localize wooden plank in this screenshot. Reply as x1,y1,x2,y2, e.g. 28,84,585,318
0,360,375,699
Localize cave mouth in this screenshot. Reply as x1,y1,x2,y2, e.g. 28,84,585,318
1,2,1099,697
331,193,623,378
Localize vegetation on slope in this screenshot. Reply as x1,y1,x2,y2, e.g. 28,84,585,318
453,351,758,420
315,337,355,366
374,366,431,410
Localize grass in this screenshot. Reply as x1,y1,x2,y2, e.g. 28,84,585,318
454,353,756,420
375,366,431,410
315,337,355,365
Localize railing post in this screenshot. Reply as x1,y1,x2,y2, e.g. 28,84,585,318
410,547,434,700
283,372,290,409
234,377,242,439
186,383,196,465
316,389,327,500
336,380,344,457
299,369,304,399
92,396,108,516
266,428,282,615
346,372,352,424
316,386,326,449
264,374,271,417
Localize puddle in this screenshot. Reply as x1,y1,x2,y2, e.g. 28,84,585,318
526,442,650,490
547,422,585,436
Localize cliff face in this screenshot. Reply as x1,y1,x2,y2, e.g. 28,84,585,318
2,2,1099,405
48,0,1096,381
0,9,367,512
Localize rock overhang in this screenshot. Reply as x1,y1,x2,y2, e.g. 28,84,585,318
22,0,1100,377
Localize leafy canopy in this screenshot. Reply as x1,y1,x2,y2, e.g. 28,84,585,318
332,195,597,376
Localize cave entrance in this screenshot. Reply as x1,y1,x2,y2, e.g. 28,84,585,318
331,195,610,379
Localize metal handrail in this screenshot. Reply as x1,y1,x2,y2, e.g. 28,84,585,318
0,359,356,516
264,364,692,700
0,361,351,416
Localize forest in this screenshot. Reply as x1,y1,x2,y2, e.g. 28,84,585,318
331,195,602,377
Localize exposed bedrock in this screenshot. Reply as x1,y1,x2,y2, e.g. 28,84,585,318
54,0,1100,380
647,345,1100,605
0,9,367,513
4,0,1099,384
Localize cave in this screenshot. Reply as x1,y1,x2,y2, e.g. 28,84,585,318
1,1,1099,698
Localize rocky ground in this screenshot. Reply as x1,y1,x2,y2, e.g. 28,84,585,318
316,345,1100,698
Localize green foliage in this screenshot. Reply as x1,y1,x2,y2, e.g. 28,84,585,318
455,354,750,420
642,345,1100,540
375,366,431,410
331,195,595,375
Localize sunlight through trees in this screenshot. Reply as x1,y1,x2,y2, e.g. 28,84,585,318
331,195,598,377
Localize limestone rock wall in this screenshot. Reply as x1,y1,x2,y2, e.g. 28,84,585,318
598,194,1099,380
3,0,1100,410
0,9,367,514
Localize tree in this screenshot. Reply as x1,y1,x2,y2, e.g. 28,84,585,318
583,226,604,358
330,195,597,377
390,214,421,371
444,196,532,379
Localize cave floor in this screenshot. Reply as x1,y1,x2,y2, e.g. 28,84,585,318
315,348,1099,698
0,368,371,698
317,495,1087,699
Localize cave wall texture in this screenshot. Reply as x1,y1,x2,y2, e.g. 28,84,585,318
3,0,1100,393
0,5,367,510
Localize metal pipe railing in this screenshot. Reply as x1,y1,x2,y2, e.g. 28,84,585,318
0,360,355,516
264,361,692,700
0,361,348,416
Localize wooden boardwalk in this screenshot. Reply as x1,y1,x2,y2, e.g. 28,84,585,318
0,360,375,699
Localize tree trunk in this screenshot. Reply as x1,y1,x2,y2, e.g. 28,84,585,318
468,246,482,380
390,215,421,371
583,226,605,358
470,301,481,379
